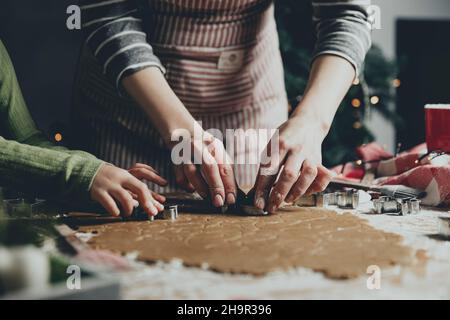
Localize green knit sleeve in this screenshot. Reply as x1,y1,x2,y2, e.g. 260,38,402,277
0,136,103,201
0,40,40,143
0,39,104,199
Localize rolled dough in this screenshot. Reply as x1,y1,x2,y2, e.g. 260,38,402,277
77,207,416,279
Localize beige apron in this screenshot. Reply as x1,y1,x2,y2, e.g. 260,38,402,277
72,0,288,192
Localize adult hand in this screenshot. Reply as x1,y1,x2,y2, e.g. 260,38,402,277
254,116,333,213
173,131,237,207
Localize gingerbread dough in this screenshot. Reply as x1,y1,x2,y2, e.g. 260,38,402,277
78,207,416,279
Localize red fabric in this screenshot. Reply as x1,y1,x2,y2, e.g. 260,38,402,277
356,142,393,162
331,143,450,206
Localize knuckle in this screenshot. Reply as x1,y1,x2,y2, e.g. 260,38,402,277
142,202,151,210
288,190,301,201
125,175,136,183
123,171,134,180
209,185,224,193
303,165,317,177
278,137,288,151
138,181,148,193
322,170,333,181
176,176,185,185
203,162,215,171
111,186,124,194
317,181,329,191
297,186,308,196
120,191,131,201
185,165,197,175
322,175,332,185
291,143,302,153
283,169,298,181
272,189,285,203
220,165,232,177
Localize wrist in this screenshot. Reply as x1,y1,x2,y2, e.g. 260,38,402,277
290,104,331,139
165,119,206,149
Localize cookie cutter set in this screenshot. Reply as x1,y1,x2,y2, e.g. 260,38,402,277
295,189,360,209
372,197,421,215
295,189,422,216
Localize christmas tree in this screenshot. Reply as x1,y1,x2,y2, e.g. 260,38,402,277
275,0,401,166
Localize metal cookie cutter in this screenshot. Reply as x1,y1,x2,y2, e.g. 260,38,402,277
408,199,421,215
295,189,360,209
236,188,268,216
323,192,338,206
3,198,46,218
438,217,450,237
127,206,154,221
336,189,359,209
128,204,179,221
162,205,179,220
294,192,335,208
295,193,321,207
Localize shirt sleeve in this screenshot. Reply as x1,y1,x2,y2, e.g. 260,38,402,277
0,137,103,201
0,39,104,200
80,0,166,92
311,0,372,76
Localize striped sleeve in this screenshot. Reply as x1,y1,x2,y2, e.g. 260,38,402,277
311,0,372,75
80,0,165,92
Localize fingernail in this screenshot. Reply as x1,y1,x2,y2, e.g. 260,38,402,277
155,202,164,211
255,197,265,210
133,200,139,208
213,194,224,207
285,196,293,204
226,193,236,205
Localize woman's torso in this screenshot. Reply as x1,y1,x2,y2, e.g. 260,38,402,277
72,0,288,189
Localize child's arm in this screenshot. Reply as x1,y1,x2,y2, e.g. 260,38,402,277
0,40,166,216
0,136,102,201
0,136,165,216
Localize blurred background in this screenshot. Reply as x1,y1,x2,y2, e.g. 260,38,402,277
0,0,449,167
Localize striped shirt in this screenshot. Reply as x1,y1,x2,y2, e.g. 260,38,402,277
80,0,372,92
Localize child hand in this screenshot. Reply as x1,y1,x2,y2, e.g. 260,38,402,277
90,163,166,217
128,163,168,203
